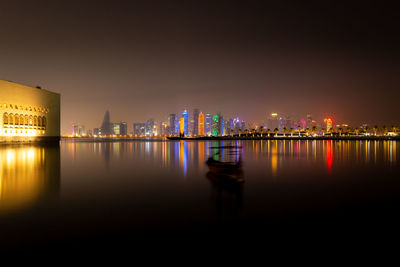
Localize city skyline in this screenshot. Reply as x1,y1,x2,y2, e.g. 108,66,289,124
1,1,399,134
70,108,397,138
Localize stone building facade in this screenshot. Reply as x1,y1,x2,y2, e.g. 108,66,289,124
0,80,60,142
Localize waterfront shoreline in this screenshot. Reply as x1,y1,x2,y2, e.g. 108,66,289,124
61,136,400,142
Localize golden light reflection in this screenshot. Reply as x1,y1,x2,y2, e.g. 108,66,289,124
0,146,59,214
271,141,278,177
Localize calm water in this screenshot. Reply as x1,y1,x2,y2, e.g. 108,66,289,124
1,140,400,251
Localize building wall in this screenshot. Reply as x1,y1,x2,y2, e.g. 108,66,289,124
0,80,60,142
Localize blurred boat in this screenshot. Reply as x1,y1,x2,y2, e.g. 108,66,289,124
206,157,244,182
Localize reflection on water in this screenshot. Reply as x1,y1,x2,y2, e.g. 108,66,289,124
1,140,400,251
0,144,60,214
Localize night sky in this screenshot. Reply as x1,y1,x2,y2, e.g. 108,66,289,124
1,0,399,134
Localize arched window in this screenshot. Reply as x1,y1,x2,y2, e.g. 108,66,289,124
15,114,19,125
38,116,42,127
9,113,14,125
24,115,29,126
34,116,38,126
42,117,47,129
20,115,24,126
29,115,33,126
3,113,9,125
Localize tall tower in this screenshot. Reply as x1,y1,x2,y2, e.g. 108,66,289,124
324,118,333,132
179,117,185,137
168,114,176,135
205,114,212,136
306,114,312,129
193,108,199,136
100,110,112,136
198,112,205,136
212,114,220,136
182,109,189,136
267,113,279,131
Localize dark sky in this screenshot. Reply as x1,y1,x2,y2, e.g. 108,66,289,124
1,0,399,134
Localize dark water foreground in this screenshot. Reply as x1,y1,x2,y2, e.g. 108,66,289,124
1,140,400,253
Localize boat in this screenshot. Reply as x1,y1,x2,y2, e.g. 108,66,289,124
206,157,244,182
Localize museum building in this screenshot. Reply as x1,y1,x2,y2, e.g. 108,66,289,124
0,80,60,142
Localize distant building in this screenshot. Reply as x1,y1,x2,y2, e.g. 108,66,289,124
324,118,333,132
79,125,85,136
119,122,127,136
145,119,155,136
133,123,145,136
198,112,205,136
100,110,112,136
306,114,312,129
211,114,223,136
267,113,279,131
193,109,199,136
182,109,188,136
205,114,212,136
93,128,100,136
159,122,168,136
179,117,185,137
0,80,60,142
225,118,233,136
112,123,120,135
168,114,177,135
72,123,79,136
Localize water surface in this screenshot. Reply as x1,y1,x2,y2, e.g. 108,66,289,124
1,140,399,251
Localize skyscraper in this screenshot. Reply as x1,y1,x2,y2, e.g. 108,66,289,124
182,109,188,136
324,118,333,132
193,108,199,136
198,112,205,136
133,123,145,136
179,117,185,137
205,114,212,136
100,110,112,136
119,122,128,136
145,119,155,136
306,114,312,129
211,114,223,136
267,113,279,131
168,113,177,135
112,123,120,135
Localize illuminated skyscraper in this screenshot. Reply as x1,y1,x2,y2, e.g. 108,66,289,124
145,119,155,136
72,123,79,136
182,109,188,136
306,114,312,129
198,112,205,136
212,115,219,136
112,123,120,135
211,113,223,136
267,113,279,131
168,113,177,135
179,117,185,137
324,118,333,132
133,123,145,136
193,108,199,136
205,114,212,136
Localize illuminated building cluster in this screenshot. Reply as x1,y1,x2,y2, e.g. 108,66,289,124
80,108,399,139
